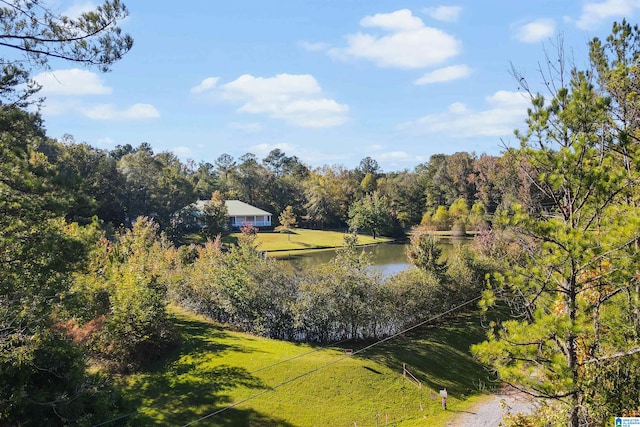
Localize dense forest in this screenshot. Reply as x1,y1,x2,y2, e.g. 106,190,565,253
34,136,513,238
2,1,640,425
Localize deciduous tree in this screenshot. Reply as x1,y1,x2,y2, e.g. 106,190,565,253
348,191,392,239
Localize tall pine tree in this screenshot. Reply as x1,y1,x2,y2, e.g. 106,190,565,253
473,35,640,425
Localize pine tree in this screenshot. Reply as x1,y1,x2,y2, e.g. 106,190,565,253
473,40,640,425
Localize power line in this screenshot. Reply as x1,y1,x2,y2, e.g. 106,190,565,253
180,295,482,427
249,336,353,374
92,335,353,427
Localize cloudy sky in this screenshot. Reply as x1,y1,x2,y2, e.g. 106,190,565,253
33,0,638,171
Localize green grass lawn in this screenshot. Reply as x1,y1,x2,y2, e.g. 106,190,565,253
113,306,497,426
228,228,393,253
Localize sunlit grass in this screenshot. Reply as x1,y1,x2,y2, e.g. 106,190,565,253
114,306,497,426
233,228,393,252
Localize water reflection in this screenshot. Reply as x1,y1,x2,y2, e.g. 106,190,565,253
279,238,470,278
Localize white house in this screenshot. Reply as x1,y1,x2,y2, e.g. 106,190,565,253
184,199,272,229
225,200,272,228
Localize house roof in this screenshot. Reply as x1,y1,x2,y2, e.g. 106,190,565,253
225,200,272,217
191,199,272,217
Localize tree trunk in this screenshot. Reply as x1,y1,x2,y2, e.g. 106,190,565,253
568,272,580,427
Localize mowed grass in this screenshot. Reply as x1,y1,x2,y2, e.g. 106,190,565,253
113,306,497,426
228,228,393,253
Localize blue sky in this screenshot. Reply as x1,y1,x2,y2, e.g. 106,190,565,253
34,1,638,171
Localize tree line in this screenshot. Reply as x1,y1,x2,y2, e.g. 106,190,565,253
40,137,527,239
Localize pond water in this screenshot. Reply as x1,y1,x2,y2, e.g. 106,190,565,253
278,237,470,278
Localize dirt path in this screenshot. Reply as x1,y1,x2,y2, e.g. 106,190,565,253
445,386,536,426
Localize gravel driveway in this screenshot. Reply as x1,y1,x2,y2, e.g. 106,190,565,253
445,386,537,427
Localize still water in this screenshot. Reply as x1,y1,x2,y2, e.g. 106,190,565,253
279,238,470,278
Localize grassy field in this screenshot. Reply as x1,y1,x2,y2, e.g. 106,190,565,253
113,306,497,426
227,228,393,253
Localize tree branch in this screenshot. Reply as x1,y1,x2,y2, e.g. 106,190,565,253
581,347,640,365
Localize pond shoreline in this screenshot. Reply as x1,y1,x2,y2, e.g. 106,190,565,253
267,231,475,259
276,237,472,277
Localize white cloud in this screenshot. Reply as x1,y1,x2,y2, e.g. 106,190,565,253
298,40,330,52
84,103,160,120
62,1,97,19
448,102,468,114
575,0,640,29
400,90,530,137
360,8,425,31
513,19,555,43
414,64,472,85
32,69,112,95
423,6,463,22
328,9,460,69
220,73,348,128
191,77,219,94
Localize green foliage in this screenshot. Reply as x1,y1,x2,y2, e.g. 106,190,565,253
406,227,447,278
262,148,288,175
348,191,392,239
376,169,428,227
0,329,125,426
296,260,381,341
430,205,451,231
383,268,442,327
448,197,469,220
589,19,640,150
117,148,195,229
472,29,640,425
420,198,470,235
422,152,476,210
357,156,381,177
202,190,228,239
303,166,355,229
0,0,132,71
0,3,135,422
73,217,176,371
101,272,172,370
171,226,488,346
230,153,261,205
173,227,298,339
450,220,466,237
41,138,127,225
501,401,565,427
360,171,377,193
0,108,124,424
275,205,297,240
467,202,487,230
192,161,219,199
